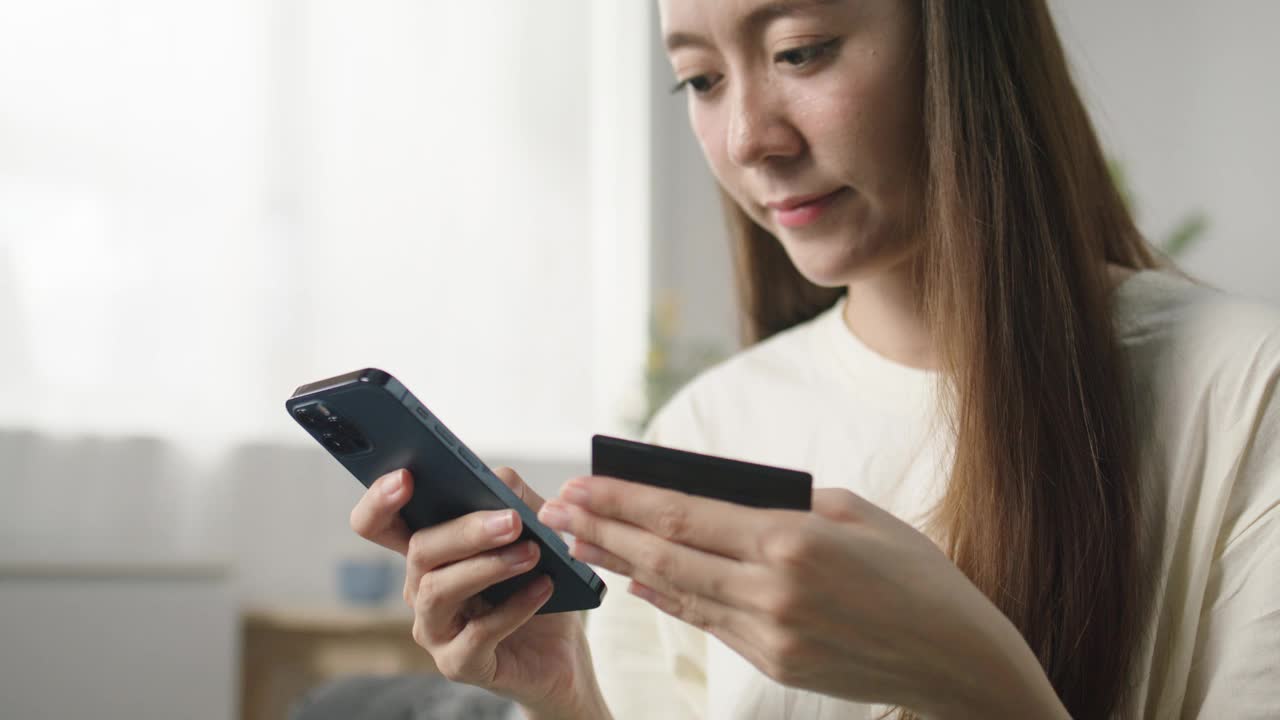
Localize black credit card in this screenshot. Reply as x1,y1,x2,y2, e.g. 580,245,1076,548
590,434,812,510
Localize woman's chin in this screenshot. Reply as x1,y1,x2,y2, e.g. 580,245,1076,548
778,225,914,289
779,240,866,289
795,265,853,289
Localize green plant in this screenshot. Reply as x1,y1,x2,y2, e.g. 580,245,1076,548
628,291,730,435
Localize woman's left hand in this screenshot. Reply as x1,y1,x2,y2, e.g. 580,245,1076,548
536,476,1067,718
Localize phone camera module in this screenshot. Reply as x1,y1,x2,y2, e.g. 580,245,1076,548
293,403,330,430
321,432,352,454
319,420,372,456
295,402,371,455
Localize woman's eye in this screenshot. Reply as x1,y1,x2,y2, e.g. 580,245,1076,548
670,74,720,96
668,38,839,96
774,38,841,68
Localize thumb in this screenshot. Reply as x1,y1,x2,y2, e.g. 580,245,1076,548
492,466,546,512
811,487,870,523
812,487,900,528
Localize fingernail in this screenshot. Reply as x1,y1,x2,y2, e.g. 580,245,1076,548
381,471,403,498
571,540,604,565
628,581,657,603
534,575,553,599
485,510,515,536
501,541,535,566
561,482,589,506
539,503,568,529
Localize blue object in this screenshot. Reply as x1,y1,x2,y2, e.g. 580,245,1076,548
337,556,394,606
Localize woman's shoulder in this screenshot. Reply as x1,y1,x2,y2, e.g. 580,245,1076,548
1118,270,1280,460
1120,274,1280,718
1120,270,1280,548
1116,269,1280,386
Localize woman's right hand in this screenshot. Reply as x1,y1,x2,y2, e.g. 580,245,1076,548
349,466,609,719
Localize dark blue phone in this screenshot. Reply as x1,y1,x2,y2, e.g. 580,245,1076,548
286,367,606,614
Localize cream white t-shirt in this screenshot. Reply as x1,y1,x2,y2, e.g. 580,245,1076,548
584,270,1280,719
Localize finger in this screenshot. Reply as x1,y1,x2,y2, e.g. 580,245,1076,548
568,538,630,574
540,499,748,604
626,579,760,657
403,508,523,606
408,508,523,572
567,538,722,601
707,610,780,683
492,466,547,513
349,469,415,554
555,475,793,560
419,541,542,643
462,574,555,655
627,579,771,675
811,487,878,523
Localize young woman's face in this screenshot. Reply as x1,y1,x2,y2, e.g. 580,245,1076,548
658,0,924,286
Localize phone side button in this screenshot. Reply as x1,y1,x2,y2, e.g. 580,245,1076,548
431,421,458,448
459,447,482,470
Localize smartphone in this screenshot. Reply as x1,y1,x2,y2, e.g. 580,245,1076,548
285,367,606,614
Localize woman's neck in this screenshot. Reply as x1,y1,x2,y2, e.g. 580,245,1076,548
842,260,937,372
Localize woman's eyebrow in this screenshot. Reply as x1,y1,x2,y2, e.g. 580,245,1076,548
664,0,844,52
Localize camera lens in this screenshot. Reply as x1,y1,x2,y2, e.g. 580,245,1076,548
320,425,372,456
294,404,326,430
321,432,351,454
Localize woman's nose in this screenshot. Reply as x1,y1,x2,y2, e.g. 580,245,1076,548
725,84,803,167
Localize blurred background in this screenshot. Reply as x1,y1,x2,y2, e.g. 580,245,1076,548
1,1,1277,719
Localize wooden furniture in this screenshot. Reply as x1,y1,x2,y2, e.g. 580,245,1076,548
240,604,438,720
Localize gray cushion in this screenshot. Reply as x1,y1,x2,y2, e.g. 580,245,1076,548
289,674,519,720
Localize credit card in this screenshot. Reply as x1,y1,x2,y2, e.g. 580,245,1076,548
590,434,812,510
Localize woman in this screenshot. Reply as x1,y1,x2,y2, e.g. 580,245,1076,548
349,1,1280,717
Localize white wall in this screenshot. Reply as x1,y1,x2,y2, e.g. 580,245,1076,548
648,2,1280,340
0,565,236,720
1051,0,1280,303
0,429,587,608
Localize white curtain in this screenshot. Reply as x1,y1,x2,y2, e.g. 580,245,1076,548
0,0,650,459
0,0,651,573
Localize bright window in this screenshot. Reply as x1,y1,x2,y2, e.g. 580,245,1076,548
0,0,651,460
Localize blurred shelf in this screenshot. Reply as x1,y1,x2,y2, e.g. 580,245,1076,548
240,602,437,720
242,602,423,632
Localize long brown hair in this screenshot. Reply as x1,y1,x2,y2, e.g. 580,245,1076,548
722,3,1163,717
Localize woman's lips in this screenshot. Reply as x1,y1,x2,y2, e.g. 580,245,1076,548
769,188,849,228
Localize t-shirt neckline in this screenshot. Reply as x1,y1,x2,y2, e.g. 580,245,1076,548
816,268,1181,407
818,296,939,412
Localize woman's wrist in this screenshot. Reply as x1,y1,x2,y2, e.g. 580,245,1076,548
519,627,613,720
519,675,611,720
520,688,611,720
921,610,1069,720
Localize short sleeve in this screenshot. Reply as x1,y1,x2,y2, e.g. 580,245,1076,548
1181,369,1280,718
584,387,709,719
1181,508,1280,717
